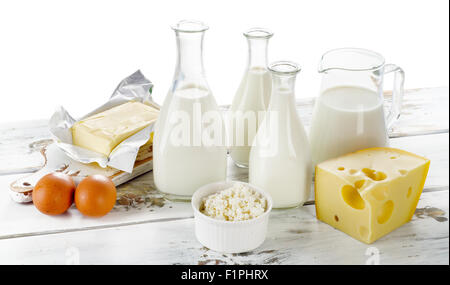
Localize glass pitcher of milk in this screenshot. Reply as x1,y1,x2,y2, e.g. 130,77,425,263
309,48,405,166
153,20,227,200
229,28,273,168
249,61,312,208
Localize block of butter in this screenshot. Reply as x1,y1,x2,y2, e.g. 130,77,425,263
72,101,159,156
315,147,430,244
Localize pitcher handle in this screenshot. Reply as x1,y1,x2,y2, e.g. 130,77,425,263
384,63,405,129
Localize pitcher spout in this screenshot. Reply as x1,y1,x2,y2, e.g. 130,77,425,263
318,48,385,73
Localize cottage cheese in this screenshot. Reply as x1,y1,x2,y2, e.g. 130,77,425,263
200,184,267,221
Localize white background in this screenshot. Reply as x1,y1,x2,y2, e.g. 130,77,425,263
0,0,448,123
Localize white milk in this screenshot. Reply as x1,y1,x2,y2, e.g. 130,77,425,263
229,67,272,167
249,88,312,208
309,86,388,166
153,86,227,198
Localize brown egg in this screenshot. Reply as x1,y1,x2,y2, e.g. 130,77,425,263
75,175,116,217
33,172,76,215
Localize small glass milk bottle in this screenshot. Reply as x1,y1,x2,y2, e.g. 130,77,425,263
229,28,273,168
249,61,312,208
153,20,227,200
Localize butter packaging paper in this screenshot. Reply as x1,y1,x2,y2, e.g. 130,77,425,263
49,70,158,173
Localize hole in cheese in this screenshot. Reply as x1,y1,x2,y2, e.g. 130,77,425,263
341,185,366,210
362,168,387,181
399,169,407,176
349,169,358,175
377,200,394,224
354,180,366,189
334,215,339,222
407,187,412,198
338,167,345,171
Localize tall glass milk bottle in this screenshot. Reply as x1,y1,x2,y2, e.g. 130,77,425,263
153,20,227,200
249,61,312,208
229,28,273,168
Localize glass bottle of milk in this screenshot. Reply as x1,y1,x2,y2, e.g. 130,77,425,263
249,61,312,208
229,28,273,168
153,20,227,200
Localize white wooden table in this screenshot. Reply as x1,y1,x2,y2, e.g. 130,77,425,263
0,87,448,265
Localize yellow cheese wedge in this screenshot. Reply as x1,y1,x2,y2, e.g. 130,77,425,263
315,147,430,244
72,101,159,156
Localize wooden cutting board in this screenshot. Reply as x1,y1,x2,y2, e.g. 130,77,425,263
9,141,153,203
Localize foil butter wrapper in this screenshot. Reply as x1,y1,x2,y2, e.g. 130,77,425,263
49,70,158,173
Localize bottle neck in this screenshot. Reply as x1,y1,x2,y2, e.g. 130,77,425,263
175,31,206,80
247,37,269,69
268,61,301,97
267,74,298,115
272,74,297,94
268,61,302,108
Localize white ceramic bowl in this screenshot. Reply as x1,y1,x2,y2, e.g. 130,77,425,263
191,181,273,254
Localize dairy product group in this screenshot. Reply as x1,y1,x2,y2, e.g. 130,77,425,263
20,19,428,249
149,21,425,244
153,22,312,207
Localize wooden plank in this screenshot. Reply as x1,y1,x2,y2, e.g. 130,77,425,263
0,121,50,175
387,87,449,138
0,87,448,175
389,133,449,188
0,190,447,265
0,132,447,240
